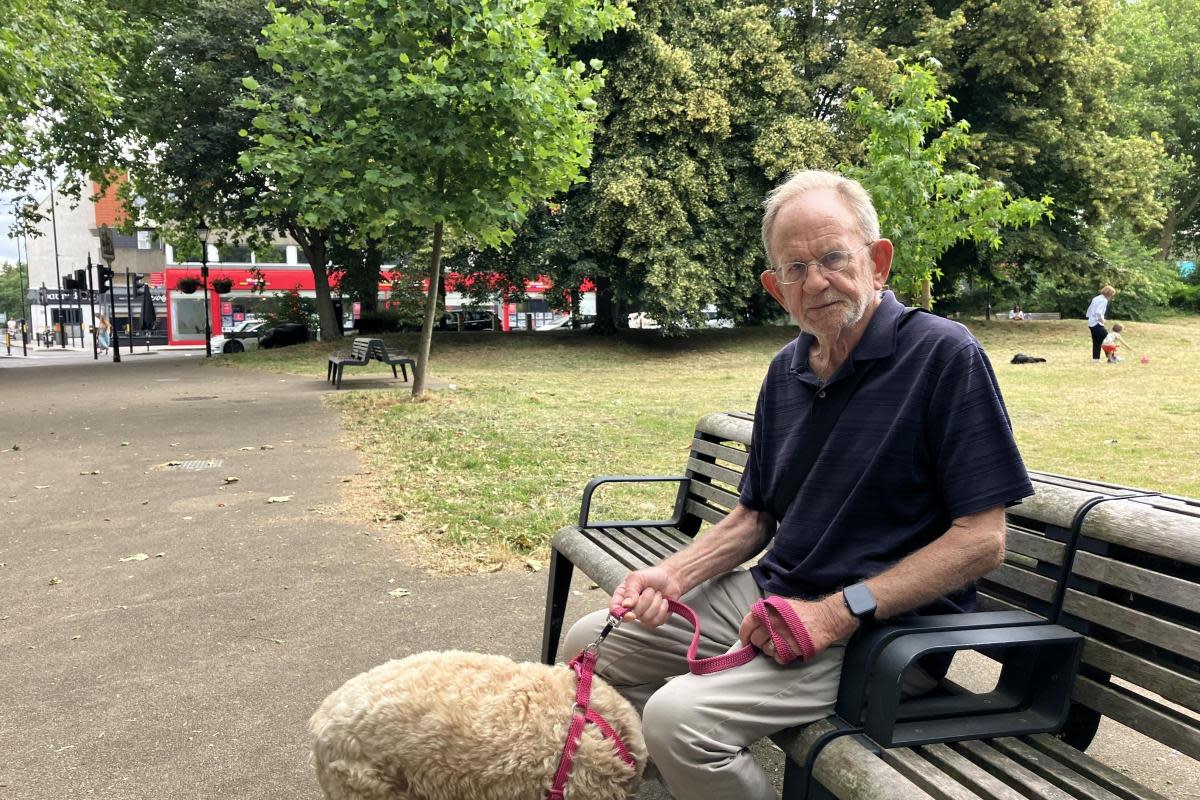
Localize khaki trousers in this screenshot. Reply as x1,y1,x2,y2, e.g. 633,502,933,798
562,571,845,800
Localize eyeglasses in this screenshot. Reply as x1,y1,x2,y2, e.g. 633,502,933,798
774,242,873,285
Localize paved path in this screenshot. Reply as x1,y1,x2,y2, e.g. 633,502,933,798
0,357,559,799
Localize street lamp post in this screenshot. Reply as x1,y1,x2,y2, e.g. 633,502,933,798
196,220,212,358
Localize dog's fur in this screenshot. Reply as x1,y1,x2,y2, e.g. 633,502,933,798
310,651,647,800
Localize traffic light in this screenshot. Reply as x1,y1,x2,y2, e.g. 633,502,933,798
97,265,113,293
131,272,144,293
74,269,86,289
63,276,78,292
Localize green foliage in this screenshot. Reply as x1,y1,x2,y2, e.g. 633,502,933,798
241,0,630,245
386,269,435,330
242,0,630,391
0,263,28,320
0,0,120,192
928,0,1166,299
261,287,317,328
1108,0,1200,258
535,0,825,333
843,62,1050,304
1026,221,1183,320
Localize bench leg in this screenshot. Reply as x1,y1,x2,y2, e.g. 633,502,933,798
401,363,409,382
391,364,398,379
336,365,343,390
541,549,575,665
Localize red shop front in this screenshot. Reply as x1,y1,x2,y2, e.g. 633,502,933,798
163,266,328,346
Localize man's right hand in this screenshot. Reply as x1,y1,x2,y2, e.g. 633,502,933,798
611,566,683,628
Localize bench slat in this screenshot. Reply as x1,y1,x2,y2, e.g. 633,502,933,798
917,743,1028,800
1081,639,1200,714
688,436,749,467
984,564,1200,663
688,478,741,513
1071,676,1200,760
1003,528,1200,613
954,740,1077,800
632,526,694,555
610,527,673,565
1025,734,1175,800
686,456,744,489
987,738,1129,800
685,499,727,526
776,720,938,800
1015,484,1200,566
878,748,984,800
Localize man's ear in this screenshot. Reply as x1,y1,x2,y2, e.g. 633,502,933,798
761,269,787,308
869,239,893,290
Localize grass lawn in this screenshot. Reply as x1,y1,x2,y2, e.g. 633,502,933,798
221,314,1200,571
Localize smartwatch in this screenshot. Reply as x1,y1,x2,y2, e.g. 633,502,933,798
842,582,877,624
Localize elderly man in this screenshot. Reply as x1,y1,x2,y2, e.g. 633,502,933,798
1087,285,1117,361
562,170,1033,799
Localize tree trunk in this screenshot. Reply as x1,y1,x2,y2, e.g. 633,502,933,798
291,225,341,341
360,242,383,314
920,276,932,310
412,220,445,398
591,274,627,334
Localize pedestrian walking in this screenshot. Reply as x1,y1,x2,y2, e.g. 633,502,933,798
97,315,112,355
1087,285,1116,362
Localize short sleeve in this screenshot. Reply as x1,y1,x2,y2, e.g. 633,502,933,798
926,341,1034,519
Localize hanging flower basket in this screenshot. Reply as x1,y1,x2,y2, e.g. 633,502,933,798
176,277,201,294
212,278,233,295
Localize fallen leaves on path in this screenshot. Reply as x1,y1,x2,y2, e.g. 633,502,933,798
387,587,411,598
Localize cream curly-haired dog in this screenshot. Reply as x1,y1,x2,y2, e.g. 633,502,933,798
309,650,647,800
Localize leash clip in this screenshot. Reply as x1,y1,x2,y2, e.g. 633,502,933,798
587,612,623,653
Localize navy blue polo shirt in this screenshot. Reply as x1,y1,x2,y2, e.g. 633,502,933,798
740,291,1033,617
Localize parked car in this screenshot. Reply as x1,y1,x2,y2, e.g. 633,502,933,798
258,322,310,349
537,315,595,331
210,318,267,355
436,309,498,331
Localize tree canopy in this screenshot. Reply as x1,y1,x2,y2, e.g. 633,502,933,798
242,0,631,391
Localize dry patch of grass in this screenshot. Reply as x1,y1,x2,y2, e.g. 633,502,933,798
224,316,1200,572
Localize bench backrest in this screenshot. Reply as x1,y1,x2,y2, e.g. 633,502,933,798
351,337,376,358
681,412,1200,759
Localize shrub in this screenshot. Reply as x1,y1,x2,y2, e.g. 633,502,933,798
357,310,404,333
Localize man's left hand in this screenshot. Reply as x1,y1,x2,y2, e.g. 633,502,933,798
737,596,855,665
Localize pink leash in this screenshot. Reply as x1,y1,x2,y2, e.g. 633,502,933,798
546,595,814,799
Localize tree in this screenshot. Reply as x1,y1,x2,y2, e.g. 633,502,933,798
0,263,28,320
39,0,348,341
0,0,120,194
242,0,632,394
927,0,1166,305
843,61,1050,307
527,0,834,333
1107,0,1200,259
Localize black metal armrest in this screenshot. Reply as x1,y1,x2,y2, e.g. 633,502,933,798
578,475,691,528
836,610,1083,748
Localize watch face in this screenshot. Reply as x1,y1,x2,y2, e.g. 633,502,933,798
843,583,877,619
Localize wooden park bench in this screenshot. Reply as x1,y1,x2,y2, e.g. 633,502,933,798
542,411,1199,800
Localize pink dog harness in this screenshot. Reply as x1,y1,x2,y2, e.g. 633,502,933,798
546,595,814,798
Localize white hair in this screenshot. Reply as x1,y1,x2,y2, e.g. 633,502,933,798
761,170,881,263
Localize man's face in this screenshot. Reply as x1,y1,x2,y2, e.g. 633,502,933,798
761,188,892,337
